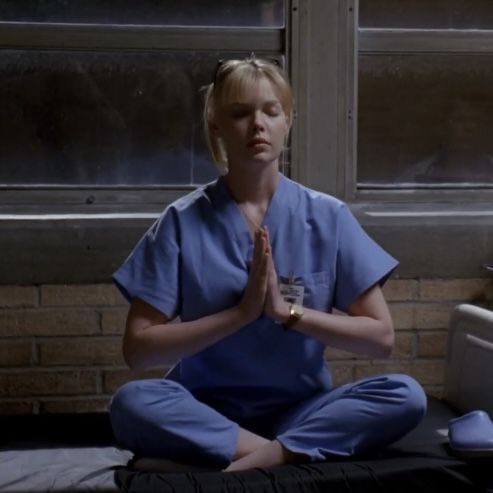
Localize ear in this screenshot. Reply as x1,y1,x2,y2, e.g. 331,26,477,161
209,120,221,138
284,113,292,135
285,110,293,128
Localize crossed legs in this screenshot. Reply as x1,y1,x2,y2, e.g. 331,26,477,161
110,374,427,472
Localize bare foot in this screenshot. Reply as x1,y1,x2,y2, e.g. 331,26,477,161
225,440,309,472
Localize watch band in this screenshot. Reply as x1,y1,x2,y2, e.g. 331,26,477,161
284,303,304,329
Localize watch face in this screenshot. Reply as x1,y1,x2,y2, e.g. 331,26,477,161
290,304,304,318
285,304,304,329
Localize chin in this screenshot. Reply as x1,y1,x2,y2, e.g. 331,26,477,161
250,150,281,163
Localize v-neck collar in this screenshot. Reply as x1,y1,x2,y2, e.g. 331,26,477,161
211,172,288,246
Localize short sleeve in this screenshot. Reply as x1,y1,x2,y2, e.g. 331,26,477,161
112,207,181,319
333,204,398,312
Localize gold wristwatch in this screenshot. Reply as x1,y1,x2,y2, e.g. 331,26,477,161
284,303,304,329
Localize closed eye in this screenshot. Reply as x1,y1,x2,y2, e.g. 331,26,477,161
230,109,250,118
264,102,283,117
227,101,283,119
265,108,281,117
229,104,251,118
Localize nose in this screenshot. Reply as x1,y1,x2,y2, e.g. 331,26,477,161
252,110,265,131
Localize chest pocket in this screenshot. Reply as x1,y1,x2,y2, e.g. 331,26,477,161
279,271,332,312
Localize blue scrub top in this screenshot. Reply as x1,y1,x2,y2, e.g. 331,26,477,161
113,173,398,419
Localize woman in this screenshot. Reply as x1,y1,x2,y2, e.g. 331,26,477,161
110,57,427,472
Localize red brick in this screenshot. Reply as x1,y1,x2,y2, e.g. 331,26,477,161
415,303,455,329
0,371,98,397
391,332,415,359
354,360,445,386
417,331,448,358
40,398,111,414
389,303,415,330
38,337,124,366
101,308,127,335
0,401,35,415
0,286,38,308
41,284,126,307
420,279,491,302
383,279,418,301
330,363,354,387
103,367,169,394
324,346,362,361
0,309,99,337
0,340,34,366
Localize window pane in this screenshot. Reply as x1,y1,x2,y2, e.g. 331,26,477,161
360,0,493,30
358,54,493,186
1,50,284,187
0,0,285,27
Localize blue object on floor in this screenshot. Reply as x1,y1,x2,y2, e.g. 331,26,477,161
448,410,493,457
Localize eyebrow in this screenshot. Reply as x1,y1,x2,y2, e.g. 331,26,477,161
229,100,282,107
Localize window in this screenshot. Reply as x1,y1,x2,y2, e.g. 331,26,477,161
358,0,493,191
0,1,285,193
1,50,235,187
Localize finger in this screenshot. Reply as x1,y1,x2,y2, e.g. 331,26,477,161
253,234,269,276
266,257,276,288
249,236,268,289
257,251,270,295
264,235,271,256
266,248,276,275
254,239,269,282
267,255,279,292
251,230,262,267
261,226,271,255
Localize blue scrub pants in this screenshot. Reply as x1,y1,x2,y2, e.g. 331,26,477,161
110,373,426,469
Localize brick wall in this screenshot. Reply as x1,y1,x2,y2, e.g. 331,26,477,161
0,279,492,414
0,284,166,414
328,278,493,397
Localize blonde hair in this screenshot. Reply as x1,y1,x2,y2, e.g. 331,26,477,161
203,57,293,173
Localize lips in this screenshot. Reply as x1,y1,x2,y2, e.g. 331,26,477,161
248,138,270,147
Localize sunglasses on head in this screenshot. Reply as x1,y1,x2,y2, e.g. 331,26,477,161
212,55,283,86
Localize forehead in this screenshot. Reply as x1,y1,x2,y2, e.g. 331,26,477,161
219,75,282,106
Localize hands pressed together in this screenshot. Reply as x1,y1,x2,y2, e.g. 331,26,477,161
238,226,289,324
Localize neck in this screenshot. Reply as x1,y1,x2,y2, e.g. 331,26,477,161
223,164,279,206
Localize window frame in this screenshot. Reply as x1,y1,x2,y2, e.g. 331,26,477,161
353,8,493,204
353,28,493,205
